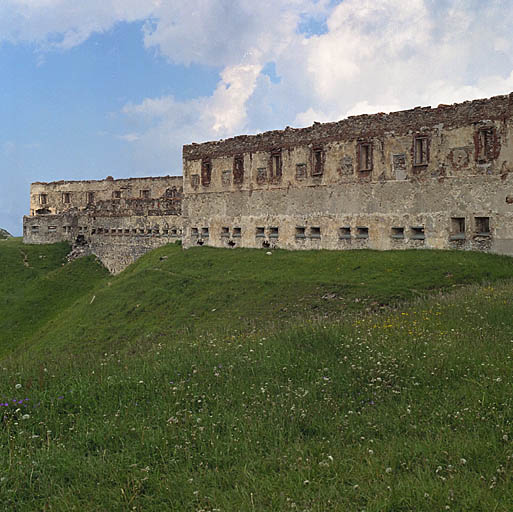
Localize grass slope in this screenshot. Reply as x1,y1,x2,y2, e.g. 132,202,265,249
2,240,513,510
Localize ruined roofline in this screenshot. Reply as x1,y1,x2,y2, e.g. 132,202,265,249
31,175,183,186
183,91,513,160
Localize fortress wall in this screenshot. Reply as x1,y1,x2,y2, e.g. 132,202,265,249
182,173,513,254
182,93,513,255
30,176,183,216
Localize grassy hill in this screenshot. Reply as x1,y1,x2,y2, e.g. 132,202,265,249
2,239,513,510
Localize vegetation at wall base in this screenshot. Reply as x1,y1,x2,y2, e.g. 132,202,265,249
1,238,513,510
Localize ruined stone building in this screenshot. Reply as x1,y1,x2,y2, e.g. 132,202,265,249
23,176,183,272
24,92,513,272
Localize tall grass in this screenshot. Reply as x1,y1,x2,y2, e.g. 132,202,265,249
1,240,513,510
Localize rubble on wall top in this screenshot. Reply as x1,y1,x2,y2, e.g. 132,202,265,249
32,175,183,186
183,92,513,160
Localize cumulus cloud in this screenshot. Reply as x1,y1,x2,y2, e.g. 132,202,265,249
2,0,513,174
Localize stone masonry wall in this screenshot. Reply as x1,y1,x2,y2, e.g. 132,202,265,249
182,93,513,256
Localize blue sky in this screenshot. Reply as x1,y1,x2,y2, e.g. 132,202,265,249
2,0,513,235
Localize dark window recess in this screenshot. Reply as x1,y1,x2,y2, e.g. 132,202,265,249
339,227,351,239
31,226,39,232
391,227,405,239
295,226,306,239
233,155,244,185
310,227,321,239
113,190,121,199
201,227,209,238
312,148,324,176
62,192,71,204
476,127,496,163
358,143,372,171
270,150,282,180
140,189,150,199
191,227,199,237
356,227,369,239
39,194,48,205
296,163,307,180
118,229,123,234
450,217,465,240
125,229,130,234
414,136,429,166
201,159,212,186
221,226,230,237
163,229,169,235
256,226,265,238
233,227,242,238
191,174,200,188
475,216,490,235
86,192,95,204
48,226,57,232
91,229,96,234
269,227,279,239
410,226,425,240
171,228,178,237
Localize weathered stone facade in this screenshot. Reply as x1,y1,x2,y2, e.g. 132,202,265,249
24,92,513,272
23,176,183,273
182,93,513,255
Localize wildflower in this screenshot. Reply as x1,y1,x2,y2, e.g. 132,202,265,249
385,467,392,474
460,458,467,465
15,384,21,390
21,414,30,420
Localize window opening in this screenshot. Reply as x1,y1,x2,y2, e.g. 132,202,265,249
310,226,321,239
450,218,465,240
410,226,425,240
339,227,351,239
356,227,369,239
414,137,428,166
475,217,490,236
391,227,405,239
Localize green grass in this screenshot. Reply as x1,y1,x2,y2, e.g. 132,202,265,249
2,239,513,510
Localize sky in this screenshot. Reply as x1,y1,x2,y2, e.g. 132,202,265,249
2,0,513,235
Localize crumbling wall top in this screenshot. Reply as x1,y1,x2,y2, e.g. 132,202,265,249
183,92,513,160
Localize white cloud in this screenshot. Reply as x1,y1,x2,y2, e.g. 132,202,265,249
2,0,513,175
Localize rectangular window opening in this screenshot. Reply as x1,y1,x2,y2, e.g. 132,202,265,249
256,226,265,238
391,227,405,239
113,190,121,199
233,155,244,185
191,227,199,237
201,159,212,186
201,227,209,238
356,226,369,239
86,192,95,204
269,226,279,239
48,226,57,232
410,226,425,240
477,127,495,162
339,227,351,239
233,227,242,238
475,216,490,236
62,192,71,204
271,151,282,180
221,226,230,237
140,189,150,199
31,225,39,232
39,194,48,205
310,226,321,239
312,149,324,176
295,226,306,239
358,143,372,172
414,136,429,166
450,217,465,240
